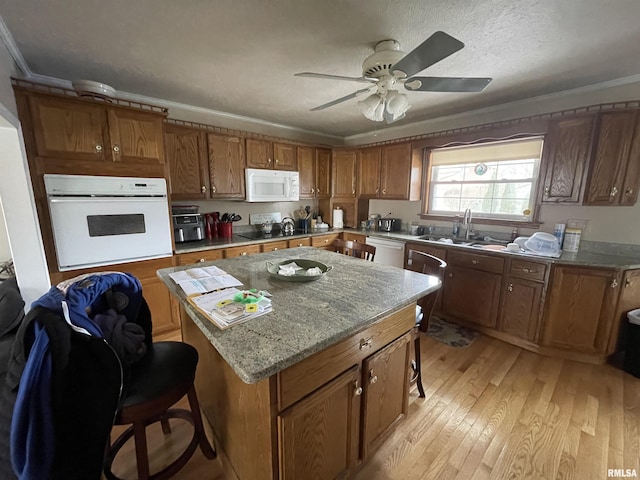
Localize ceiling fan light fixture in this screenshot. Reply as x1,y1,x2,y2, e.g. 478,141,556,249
386,91,411,116
358,93,383,121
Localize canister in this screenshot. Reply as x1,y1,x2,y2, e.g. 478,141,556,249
562,228,582,252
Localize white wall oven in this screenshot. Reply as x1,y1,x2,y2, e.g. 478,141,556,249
44,174,173,271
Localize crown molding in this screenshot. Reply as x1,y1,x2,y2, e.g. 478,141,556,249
344,73,640,145
0,14,31,77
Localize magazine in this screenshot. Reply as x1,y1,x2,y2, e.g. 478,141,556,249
169,266,243,295
187,287,272,330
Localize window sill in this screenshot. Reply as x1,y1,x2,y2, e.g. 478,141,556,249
419,214,542,229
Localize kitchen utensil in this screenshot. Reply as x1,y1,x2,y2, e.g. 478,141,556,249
266,259,332,282
231,214,242,222
305,206,311,218
221,213,229,222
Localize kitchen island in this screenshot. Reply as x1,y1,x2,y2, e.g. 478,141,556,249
158,247,439,480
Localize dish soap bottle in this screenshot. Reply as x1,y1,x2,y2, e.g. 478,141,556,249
510,227,518,242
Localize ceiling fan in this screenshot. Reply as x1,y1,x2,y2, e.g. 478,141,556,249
295,31,492,123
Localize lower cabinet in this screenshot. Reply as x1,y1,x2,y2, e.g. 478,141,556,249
311,233,340,250
498,277,544,341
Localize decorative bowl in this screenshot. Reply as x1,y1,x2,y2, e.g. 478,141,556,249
266,259,332,282
72,79,116,98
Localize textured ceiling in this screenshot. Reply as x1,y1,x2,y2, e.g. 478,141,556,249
2,0,640,138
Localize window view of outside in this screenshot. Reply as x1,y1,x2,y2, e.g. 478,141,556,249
427,139,542,221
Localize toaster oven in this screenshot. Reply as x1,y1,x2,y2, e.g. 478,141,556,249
378,218,402,232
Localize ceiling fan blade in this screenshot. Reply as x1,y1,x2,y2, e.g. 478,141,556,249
295,72,376,83
310,88,372,111
391,31,464,78
404,76,492,92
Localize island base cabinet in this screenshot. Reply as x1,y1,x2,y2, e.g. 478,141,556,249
361,332,411,459
278,366,361,480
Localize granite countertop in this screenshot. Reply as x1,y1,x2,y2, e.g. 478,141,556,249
158,247,440,384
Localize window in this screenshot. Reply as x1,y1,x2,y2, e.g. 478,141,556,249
426,138,543,221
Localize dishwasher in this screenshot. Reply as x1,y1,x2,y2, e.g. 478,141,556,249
365,237,406,268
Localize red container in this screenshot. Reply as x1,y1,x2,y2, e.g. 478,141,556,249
217,222,232,238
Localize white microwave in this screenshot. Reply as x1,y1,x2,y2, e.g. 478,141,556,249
245,168,299,202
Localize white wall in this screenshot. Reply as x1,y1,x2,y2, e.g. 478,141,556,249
0,39,50,306
0,198,10,261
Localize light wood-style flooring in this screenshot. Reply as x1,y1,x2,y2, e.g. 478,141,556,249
107,332,640,480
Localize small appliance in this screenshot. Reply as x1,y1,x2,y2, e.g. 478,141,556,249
173,214,205,243
245,168,299,202
281,217,296,236
378,218,402,232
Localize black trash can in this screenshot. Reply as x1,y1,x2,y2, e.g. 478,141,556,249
624,309,640,378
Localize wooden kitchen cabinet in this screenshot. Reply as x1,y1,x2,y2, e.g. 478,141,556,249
207,133,246,198
542,265,620,354
311,233,340,250
273,142,297,170
176,249,224,266
164,124,209,200
361,332,411,459
278,366,361,480
299,146,332,199
342,232,366,244
358,146,382,197
288,237,311,248
541,115,596,203
27,92,166,166
357,143,421,200
245,138,274,169
332,150,358,197
609,269,640,352
261,240,289,252
585,111,640,205
223,244,261,258
498,259,548,342
441,251,503,329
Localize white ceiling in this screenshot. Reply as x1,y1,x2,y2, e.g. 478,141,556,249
1,0,640,138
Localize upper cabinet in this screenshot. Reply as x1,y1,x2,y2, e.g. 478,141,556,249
584,111,640,206
332,150,358,197
27,93,165,166
164,124,209,200
207,133,246,198
540,115,595,203
246,139,297,170
358,143,421,200
299,146,331,199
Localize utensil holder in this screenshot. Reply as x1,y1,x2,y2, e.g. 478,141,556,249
297,218,311,233
217,222,233,238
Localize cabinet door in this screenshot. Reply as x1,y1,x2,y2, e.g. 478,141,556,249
297,146,315,198
380,143,413,199
28,94,109,161
274,142,297,170
609,269,640,353
622,119,640,205
361,332,411,459
316,148,332,199
332,150,357,197
442,266,501,328
223,244,261,258
288,237,311,248
176,249,224,266
499,277,543,342
542,266,619,353
278,366,360,480
207,133,245,198
541,115,595,203
164,125,209,200
245,138,273,169
107,109,165,165
585,111,638,205
358,147,381,198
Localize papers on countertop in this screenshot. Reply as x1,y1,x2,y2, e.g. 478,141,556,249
169,266,243,295
188,287,272,329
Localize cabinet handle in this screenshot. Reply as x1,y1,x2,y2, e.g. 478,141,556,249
112,144,120,153
376,187,379,194
610,186,619,197
199,258,205,263
211,186,217,193
471,260,479,265
625,278,633,287
522,268,536,274
268,158,272,164
352,189,356,195
508,283,513,292
273,247,278,251
311,187,315,194
95,144,103,153
201,185,206,193
625,188,634,196
369,369,378,384
359,337,373,350
240,252,247,256
448,273,453,278
382,189,386,195
544,186,550,194
611,279,619,288
296,243,303,247
324,239,328,243
353,380,363,397
317,187,321,194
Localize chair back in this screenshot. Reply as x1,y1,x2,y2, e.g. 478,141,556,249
333,238,376,261
407,250,447,332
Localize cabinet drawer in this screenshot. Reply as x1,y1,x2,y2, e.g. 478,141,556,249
277,303,415,411
447,250,504,274
343,232,366,243
224,244,261,258
176,249,223,266
288,237,311,248
311,233,340,247
508,259,548,282
261,240,288,252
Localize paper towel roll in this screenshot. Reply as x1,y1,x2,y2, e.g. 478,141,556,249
333,208,344,228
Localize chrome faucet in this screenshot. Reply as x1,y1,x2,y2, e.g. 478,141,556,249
462,208,473,240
